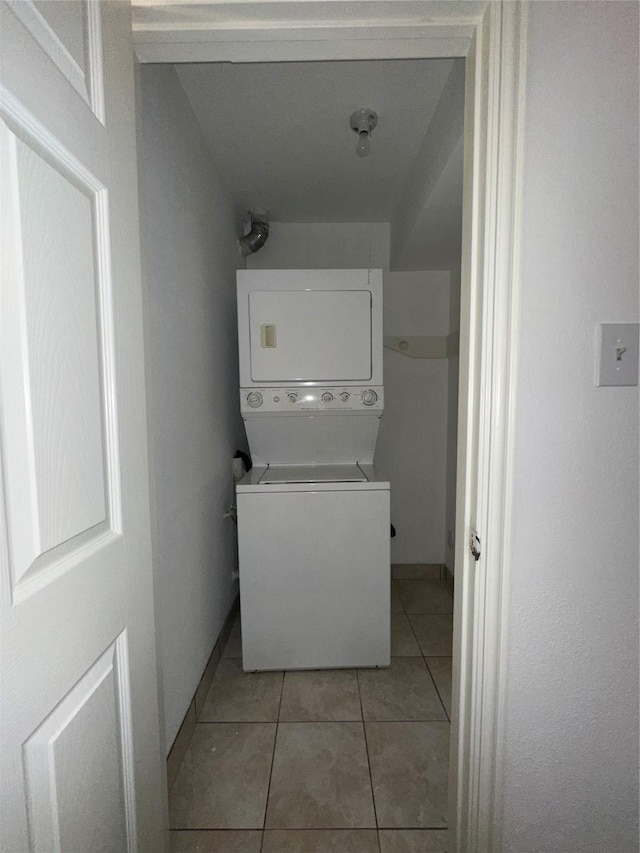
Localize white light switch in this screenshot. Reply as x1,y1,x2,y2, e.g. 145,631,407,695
596,323,639,386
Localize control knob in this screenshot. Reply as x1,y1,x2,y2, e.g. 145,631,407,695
246,391,263,408
340,392,350,402
361,389,378,407
321,392,334,403
287,392,299,403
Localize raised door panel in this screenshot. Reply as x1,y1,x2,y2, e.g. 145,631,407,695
6,0,104,121
0,102,119,604
24,634,135,852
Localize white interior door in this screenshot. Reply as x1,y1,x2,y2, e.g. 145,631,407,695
0,2,167,851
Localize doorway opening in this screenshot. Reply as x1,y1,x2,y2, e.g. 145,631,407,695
134,4,527,849
137,52,465,847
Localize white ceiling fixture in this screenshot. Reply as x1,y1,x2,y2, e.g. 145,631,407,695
350,108,378,158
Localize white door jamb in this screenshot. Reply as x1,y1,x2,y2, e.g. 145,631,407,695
450,4,528,851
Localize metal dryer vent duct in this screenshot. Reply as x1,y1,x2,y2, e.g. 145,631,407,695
239,208,270,256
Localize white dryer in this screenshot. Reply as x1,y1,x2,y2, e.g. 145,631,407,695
236,270,390,671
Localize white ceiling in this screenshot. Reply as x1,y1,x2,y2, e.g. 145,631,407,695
175,58,460,224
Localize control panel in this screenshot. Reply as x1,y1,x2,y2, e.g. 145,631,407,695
240,386,384,413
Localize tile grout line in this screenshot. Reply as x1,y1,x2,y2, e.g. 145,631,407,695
403,611,453,656
423,657,450,722
356,669,383,853
398,585,453,722
394,578,408,618
392,582,453,836
363,654,449,724
396,580,452,723
259,669,286,852
404,597,426,658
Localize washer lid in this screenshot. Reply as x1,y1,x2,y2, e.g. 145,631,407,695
258,463,368,484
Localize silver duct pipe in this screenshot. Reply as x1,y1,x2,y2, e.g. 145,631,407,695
239,208,270,256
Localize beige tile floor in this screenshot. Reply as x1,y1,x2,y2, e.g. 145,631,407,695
170,578,453,853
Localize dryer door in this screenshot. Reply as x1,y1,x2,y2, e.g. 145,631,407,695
248,289,372,382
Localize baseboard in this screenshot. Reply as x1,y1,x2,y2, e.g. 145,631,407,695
166,697,196,793
166,593,240,791
391,563,443,580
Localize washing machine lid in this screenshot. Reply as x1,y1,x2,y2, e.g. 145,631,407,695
259,463,368,484
236,464,389,492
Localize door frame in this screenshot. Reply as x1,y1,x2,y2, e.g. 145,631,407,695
131,2,528,849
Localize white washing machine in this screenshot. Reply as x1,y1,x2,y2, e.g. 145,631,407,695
236,270,390,671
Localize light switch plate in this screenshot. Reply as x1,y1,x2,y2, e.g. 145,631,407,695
596,323,639,387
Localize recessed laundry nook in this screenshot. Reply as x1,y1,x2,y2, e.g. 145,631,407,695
138,56,463,851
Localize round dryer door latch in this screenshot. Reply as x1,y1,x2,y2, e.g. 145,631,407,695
246,391,263,408
361,389,378,406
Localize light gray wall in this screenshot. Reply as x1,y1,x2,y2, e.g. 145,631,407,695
390,59,465,271
138,65,247,753
382,268,450,565
248,222,450,564
503,3,639,851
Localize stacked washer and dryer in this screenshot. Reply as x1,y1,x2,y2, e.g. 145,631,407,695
235,269,390,671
